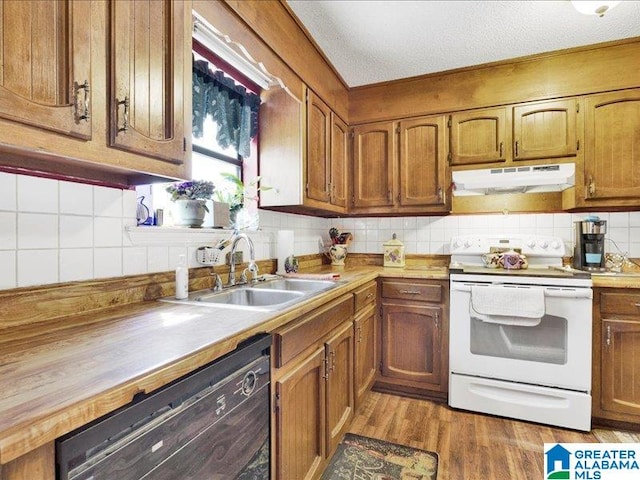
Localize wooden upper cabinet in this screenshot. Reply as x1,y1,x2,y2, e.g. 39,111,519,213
399,115,448,207
110,0,186,165
583,89,640,202
330,114,349,208
512,98,578,161
352,121,395,208
305,89,348,212
0,0,92,139
449,107,507,166
306,90,331,203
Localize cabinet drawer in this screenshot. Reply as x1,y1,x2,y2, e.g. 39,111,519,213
354,282,377,312
600,292,640,316
381,281,442,303
274,294,354,367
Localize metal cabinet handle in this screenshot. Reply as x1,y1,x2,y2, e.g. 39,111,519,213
117,96,130,133
323,357,329,380
587,176,596,197
437,187,444,203
434,312,439,329
387,189,393,203
635,303,640,308
357,326,362,343
329,351,336,372
399,290,421,295
514,141,519,157
499,142,503,157
73,80,90,121
366,293,374,299
606,325,611,347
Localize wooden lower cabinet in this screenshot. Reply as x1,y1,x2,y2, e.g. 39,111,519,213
275,347,326,480
354,303,377,409
0,443,55,480
273,321,354,479
593,288,640,426
325,322,355,456
375,279,449,400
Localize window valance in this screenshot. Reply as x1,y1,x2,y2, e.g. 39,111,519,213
192,59,260,158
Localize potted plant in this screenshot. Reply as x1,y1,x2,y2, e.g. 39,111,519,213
166,180,215,227
215,173,272,230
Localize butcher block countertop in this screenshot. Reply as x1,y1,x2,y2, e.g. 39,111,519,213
1,258,637,466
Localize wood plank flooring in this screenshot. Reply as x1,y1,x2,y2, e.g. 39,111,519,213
348,392,627,480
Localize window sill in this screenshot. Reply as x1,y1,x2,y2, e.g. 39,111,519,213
125,226,270,246
126,226,235,246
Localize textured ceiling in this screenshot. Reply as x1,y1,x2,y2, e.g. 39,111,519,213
286,0,640,87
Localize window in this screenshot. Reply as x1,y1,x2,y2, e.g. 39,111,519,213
140,31,263,228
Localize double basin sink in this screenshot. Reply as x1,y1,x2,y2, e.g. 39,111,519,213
162,277,341,312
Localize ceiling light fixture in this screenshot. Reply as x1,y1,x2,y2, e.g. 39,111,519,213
571,1,621,17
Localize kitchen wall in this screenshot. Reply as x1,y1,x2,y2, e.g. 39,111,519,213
1,171,638,290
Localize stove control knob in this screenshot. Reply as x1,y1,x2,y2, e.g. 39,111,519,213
527,239,536,248
452,238,463,249
464,239,473,248
551,240,561,250
540,240,549,249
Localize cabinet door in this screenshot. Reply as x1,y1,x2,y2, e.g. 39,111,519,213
354,304,377,409
352,121,395,208
449,107,507,166
601,318,640,417
110,0,186,164
330,113,349,208
381,303,443,387
0,0,92,139
399,115,447,207
275,347,326,480
583,90,640,201
306,90,331,203
325,322,354,456
512,99,577,161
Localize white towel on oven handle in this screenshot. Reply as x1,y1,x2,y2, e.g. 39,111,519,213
470,285,545,326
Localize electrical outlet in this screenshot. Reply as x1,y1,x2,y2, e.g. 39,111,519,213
226,251,244,265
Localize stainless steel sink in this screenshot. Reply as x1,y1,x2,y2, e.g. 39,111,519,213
160,276,341,311
252,278,337,293
194,288,304,307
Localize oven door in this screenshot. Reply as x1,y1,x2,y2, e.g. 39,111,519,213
449,279,592,392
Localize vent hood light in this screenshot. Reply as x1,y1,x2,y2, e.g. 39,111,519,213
452,163,575,196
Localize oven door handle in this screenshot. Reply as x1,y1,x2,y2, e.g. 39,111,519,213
451,283,592,299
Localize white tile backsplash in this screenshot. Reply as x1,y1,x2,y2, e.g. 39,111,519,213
17,175,58,213
17,249,58,287
17,213,58,249
1,172,639,291
0,211,16,249
60,182,94,215
60,248,94,282
94,186,123,217
0,172,17,211
0,250,16,289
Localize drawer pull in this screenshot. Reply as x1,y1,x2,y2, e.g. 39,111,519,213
399,290,421,295
366,293,374,299
117,96,130,133
635,303,640,308
73,80,90,121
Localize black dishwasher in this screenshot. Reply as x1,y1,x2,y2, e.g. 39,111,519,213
56,333,271,480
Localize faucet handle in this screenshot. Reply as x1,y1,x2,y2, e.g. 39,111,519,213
239,269,248,284
211,273,223,291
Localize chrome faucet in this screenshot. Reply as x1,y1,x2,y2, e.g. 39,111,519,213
227,232,259,286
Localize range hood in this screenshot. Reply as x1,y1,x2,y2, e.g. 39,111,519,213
452,163,575,196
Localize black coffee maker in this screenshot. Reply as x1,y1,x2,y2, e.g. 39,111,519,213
573,218,607,271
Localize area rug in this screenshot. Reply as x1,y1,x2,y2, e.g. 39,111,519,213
321,433,438,480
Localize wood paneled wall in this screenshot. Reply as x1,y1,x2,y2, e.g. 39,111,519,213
350,38,640,124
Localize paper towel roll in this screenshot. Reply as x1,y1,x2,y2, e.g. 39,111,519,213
277,230,295,274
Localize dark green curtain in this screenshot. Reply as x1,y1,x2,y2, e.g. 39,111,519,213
192,59,260,158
